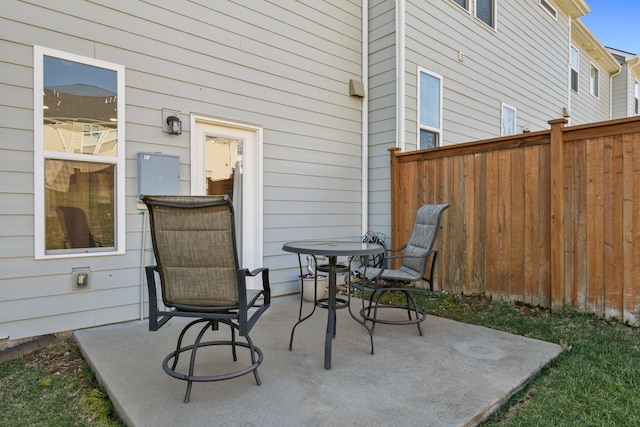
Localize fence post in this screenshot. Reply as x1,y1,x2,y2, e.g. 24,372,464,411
389,147,401,261
549,118,567,312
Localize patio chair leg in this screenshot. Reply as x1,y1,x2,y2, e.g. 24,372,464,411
404,290,424,336
172,319,207,370
231,324,237,361
184,381,194,404
245,333,262,386
183,321,211,403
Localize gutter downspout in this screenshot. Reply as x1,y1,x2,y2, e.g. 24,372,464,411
566,18,572,124
361,0,369,235
396,0,406,151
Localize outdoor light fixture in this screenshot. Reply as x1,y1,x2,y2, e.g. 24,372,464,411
166,115,182,135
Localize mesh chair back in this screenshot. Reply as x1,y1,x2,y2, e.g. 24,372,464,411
402,204,449,276
144,195,240,307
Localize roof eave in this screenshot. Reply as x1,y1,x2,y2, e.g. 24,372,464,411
556,0,590,18
573,19,621,74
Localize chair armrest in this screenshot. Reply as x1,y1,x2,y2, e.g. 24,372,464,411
244,267,268,277
237,267,271,335
385,249,436,262
385,244,408,254
239,267,271,304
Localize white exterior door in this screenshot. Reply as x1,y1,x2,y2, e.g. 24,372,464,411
191,117,263,288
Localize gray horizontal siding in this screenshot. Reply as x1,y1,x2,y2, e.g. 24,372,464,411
611,68,629,119
405,0,571,148
569,44,612,124
0,0,363,340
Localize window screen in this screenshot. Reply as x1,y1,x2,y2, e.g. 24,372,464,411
420,72,441,129
590,65,599,98
476,0,494,27
570,46,579,92
502,104,516,136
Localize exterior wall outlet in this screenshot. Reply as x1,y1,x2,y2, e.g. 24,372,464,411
72,267,90,290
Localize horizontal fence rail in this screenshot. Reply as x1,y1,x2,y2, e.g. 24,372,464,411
390,117,640,324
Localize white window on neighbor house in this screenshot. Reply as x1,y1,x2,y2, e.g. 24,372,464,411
475,0,495,29
590,63,599,98
418,68,443,149
570,46,579,92
501,103,516,136
635,81,639,115
539,0,557,19
34,46,125,259
451,0,469,11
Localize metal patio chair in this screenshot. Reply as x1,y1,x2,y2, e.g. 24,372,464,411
142,195,271,403
358,204,449,336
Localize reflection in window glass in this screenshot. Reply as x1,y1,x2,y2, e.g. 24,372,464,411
45,160,115,251
502,104,516,136
570,46,579,92
43,56,118,156
420,130,438,149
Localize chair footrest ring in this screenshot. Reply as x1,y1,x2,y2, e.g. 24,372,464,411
163,340,263,383
359,305,427,326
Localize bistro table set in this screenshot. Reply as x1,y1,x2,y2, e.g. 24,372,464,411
140,195,447,401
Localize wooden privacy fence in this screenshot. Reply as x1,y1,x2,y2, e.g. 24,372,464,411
390,116,640,324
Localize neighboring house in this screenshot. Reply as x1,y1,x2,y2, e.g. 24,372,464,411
367,0,629,237
608,47,640,119
569,19,620,125
1,0,638,346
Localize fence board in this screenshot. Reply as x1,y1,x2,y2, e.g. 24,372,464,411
623,134,640,323
586,138,605,315
485,150,499,297
605,136,624,320
510,148,525,301
523,146,538,305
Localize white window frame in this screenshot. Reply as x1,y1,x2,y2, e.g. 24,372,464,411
34,46,126,259
501,103,517,136
417,68,443,149
570,45,579,93
475,0,496,29
539,0,557,20
589,63,599,99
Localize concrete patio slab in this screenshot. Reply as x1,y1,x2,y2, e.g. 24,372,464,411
74,295,562,427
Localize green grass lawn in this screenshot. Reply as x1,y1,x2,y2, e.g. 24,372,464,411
1,293,639,426
0,337,123,427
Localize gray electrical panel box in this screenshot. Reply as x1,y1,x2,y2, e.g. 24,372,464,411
137,152,180,201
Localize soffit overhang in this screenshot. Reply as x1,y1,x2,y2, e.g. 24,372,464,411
556,0,590,18
573,19,621,74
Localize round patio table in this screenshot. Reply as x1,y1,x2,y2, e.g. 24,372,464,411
282,240,385,369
